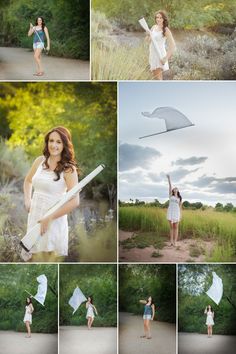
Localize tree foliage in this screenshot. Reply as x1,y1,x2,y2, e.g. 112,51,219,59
0,264,58,333
92,0,236,30
59,264,117,327
119,264,176,323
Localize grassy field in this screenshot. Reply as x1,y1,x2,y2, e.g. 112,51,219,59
119,206,236,262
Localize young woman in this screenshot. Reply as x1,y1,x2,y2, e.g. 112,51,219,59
146,10,175,80
204,305,214,338
86,296,98,329
24,126,79,261
23,297,34,338
166,174,182,246
28,17,50,76
139,296,155,339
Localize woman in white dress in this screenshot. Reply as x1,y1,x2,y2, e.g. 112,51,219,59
146,10,175,80
86,296,98,330
24,126,80,261
23,297,34,338
205,305,214,337
166,175,182,246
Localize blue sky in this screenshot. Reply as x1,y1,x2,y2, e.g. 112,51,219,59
119,82,236,205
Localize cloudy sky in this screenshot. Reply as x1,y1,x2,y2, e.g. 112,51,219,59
119,82,236,205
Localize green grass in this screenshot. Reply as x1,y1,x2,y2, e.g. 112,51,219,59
189,243,205,258
120,231,165,250
119,206,236,262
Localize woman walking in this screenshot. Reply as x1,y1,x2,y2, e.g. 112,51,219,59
146,10,175,80
205,305,214,338
139,296,155,339
86,296,98,329
24,126,79,261
23,297,34,338
166,174,182,246
28,17,50,76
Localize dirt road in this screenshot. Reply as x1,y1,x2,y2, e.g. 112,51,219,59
119,312,176,354
179,332,236,354
119,230,213,262
0,47,89,80
0,330,57,354
59,326,117,354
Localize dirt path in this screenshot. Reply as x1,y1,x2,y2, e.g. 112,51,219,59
59,326,117,354
119,230,214,262
119,312,176,354
0,47,89,80
179,332,236,354
0,330,57,354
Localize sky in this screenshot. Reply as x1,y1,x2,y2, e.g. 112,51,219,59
119,82,236,206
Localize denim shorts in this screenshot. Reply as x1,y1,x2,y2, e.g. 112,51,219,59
33,42,44,50
143,315,152,320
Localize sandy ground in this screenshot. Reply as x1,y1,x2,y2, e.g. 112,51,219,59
0,47,90,80
119,312,176,354
179,333,236,354
59,326,117,354
119,230,214,262
0,331,57,354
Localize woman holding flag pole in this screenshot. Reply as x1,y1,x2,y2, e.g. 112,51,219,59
28,17,50,76
23,297,34,338
144,10,175,80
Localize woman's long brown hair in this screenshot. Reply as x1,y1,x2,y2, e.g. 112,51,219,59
43,126,78,181
155,10,169,36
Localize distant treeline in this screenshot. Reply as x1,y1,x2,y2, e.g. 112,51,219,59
93,0,236,31
0,0,89,59
119,199,236,212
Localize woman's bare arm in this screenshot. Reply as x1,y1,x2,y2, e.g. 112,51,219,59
24,156,44,212
161,27,176,64
139,300,147,304
151,304,155,320
166,174,172,196
44,27,50,50
28,23,35,36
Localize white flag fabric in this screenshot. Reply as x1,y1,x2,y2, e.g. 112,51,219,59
69,287,87,315
138,17,162,59
34,274,48,306
206,272,223,305
139,107,194,139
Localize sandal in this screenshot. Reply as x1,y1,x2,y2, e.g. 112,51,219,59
146,337,152,339
140,335,146,338
36,72,44,76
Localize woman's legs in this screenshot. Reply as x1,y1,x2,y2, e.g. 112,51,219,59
168,221,174,245
173,222,179,245
152,68,163,80
87,317,94,329
210,325,213,337
146,319,151,338
34,48,43,74
25,321,31,337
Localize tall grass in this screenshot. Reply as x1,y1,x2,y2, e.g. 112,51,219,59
119,206,236,261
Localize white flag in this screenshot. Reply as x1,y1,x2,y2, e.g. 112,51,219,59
206,272,223,305
69,287,87,315
34,274,48,306
138,17,162,59
139,107,194,139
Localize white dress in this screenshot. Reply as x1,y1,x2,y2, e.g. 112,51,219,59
149,30,169,71
23,305,32,324
167,196,181,223
27,160,68,256
206,311,214,326
86,303,95,319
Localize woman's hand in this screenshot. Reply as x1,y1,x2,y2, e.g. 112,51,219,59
24,199,31,213
161,56,167,65
39,215,53,235
46,46,50,51
166,174,170,180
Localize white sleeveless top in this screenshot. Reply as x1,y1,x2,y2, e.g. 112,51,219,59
149,29,169,71
27,160,68,256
